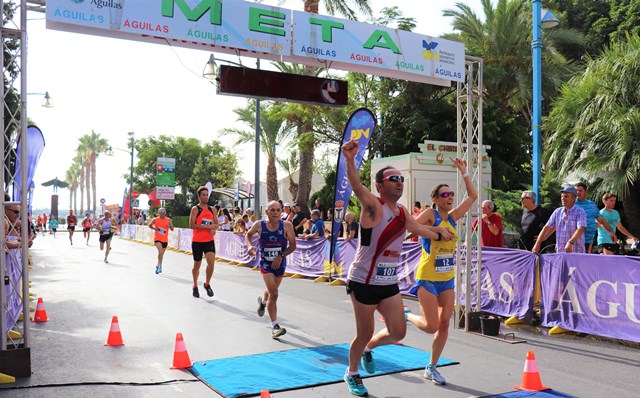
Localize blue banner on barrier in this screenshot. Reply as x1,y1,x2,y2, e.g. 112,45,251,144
540,253,640,342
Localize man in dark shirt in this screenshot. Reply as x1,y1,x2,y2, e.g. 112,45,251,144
312,198,326,220
291,202,309,235
520,190,550,251
344,211,359,240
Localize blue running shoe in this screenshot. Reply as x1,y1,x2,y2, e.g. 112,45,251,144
361,351,376,374
344,373,368,397
155,265,161,274
424,364,446,385
403,305,412,321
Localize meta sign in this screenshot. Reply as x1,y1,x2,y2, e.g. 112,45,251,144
46,0,465,87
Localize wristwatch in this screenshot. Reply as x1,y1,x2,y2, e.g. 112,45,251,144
568,240,575,245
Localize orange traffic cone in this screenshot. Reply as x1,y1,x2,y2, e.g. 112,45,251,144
260,390,271,398
104,316,124,346
171,333,193,369
31,297,49,322
515,350,550,391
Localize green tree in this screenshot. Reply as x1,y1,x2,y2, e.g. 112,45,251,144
133,135,239,216
220,101,293,201
79,130,109,216
545,32,640,236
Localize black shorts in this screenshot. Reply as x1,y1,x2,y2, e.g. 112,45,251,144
346,280,400,305
83,228,91,232
192,240,215,262
68,226,75,231
600,243,618,252
154,240,168,249
99,233,113,243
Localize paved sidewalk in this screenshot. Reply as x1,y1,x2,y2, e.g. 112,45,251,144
2,235,638,397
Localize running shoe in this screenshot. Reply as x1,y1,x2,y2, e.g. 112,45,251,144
192,286,200,298
155,265,161,274
203,283,214,297
424,364,446,385
361,351,376,373
257,296,266,317
344,373,368,397
272,324,286,339
104,258,108,264
157,265,162,274
403,305,412,321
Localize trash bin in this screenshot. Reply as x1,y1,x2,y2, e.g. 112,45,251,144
480,315,501,336
458,310,482,332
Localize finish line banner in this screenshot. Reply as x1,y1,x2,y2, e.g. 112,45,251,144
45,0,464,85
540,254,640,343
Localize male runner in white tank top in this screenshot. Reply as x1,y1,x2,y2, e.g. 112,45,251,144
341,139,454,397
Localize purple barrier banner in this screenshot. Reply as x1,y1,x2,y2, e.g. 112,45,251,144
5,241,22,333
333,239,358,279
397,242,426,294
178,229,193,252
287,238,327,277
215,231,259,267
540,253,640,343
452,247,537,321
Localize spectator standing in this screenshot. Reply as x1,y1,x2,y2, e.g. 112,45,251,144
532,186,587,254
291,202,309,236
597,193,638,255
574,182,617,253
344,211,359,240
312,198,326,220
519,191,550,251
472,200,503,247
217,207,231,231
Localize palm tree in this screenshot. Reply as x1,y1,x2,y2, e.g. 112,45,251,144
221,101,293,201
545,33,640,236
73,151,86,214
64,164,79,214
442,0,582,116
278,150,300,200
82,130,109,216
289,0,371,210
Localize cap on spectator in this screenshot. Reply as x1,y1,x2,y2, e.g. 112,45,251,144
246,208,253,212
284,202,291,207
561,186,578,196
293,202,300,207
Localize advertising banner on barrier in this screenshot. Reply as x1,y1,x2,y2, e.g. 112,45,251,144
457,247,537,321
540,253,640,343
287,238,327,277
216,232,260,267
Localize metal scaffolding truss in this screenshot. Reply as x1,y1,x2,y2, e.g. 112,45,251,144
1,0,31,374
455,56,484,331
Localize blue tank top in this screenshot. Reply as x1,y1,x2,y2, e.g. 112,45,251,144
259,220,288,266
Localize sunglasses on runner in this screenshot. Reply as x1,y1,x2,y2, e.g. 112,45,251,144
439,191,455,198
381,175,405,183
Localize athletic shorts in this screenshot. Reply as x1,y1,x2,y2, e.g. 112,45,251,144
83,228,90,232
346,280,400,305
68,226,75,231
259,260,286,278
99,233,113,243
600,243,618,252
192,240,215,262
154,240,168,249
410,278,455,297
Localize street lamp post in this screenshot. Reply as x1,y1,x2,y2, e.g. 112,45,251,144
107,132,135,223
532,2,559,204
26,91,54,108
203,55,260,212
128,132,135,224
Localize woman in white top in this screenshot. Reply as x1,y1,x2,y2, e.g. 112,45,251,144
217,207,231,231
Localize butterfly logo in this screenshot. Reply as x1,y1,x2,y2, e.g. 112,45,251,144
422,40,439,61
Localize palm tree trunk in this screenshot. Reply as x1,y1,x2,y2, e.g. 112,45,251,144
85,160,91,216
73,185,77,214
266,155,278,201
295,122,315,212
91,153,97,215
79,168,84,214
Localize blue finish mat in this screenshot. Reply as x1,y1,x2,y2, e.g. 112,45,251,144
482,391,576,398
190,343,458,397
